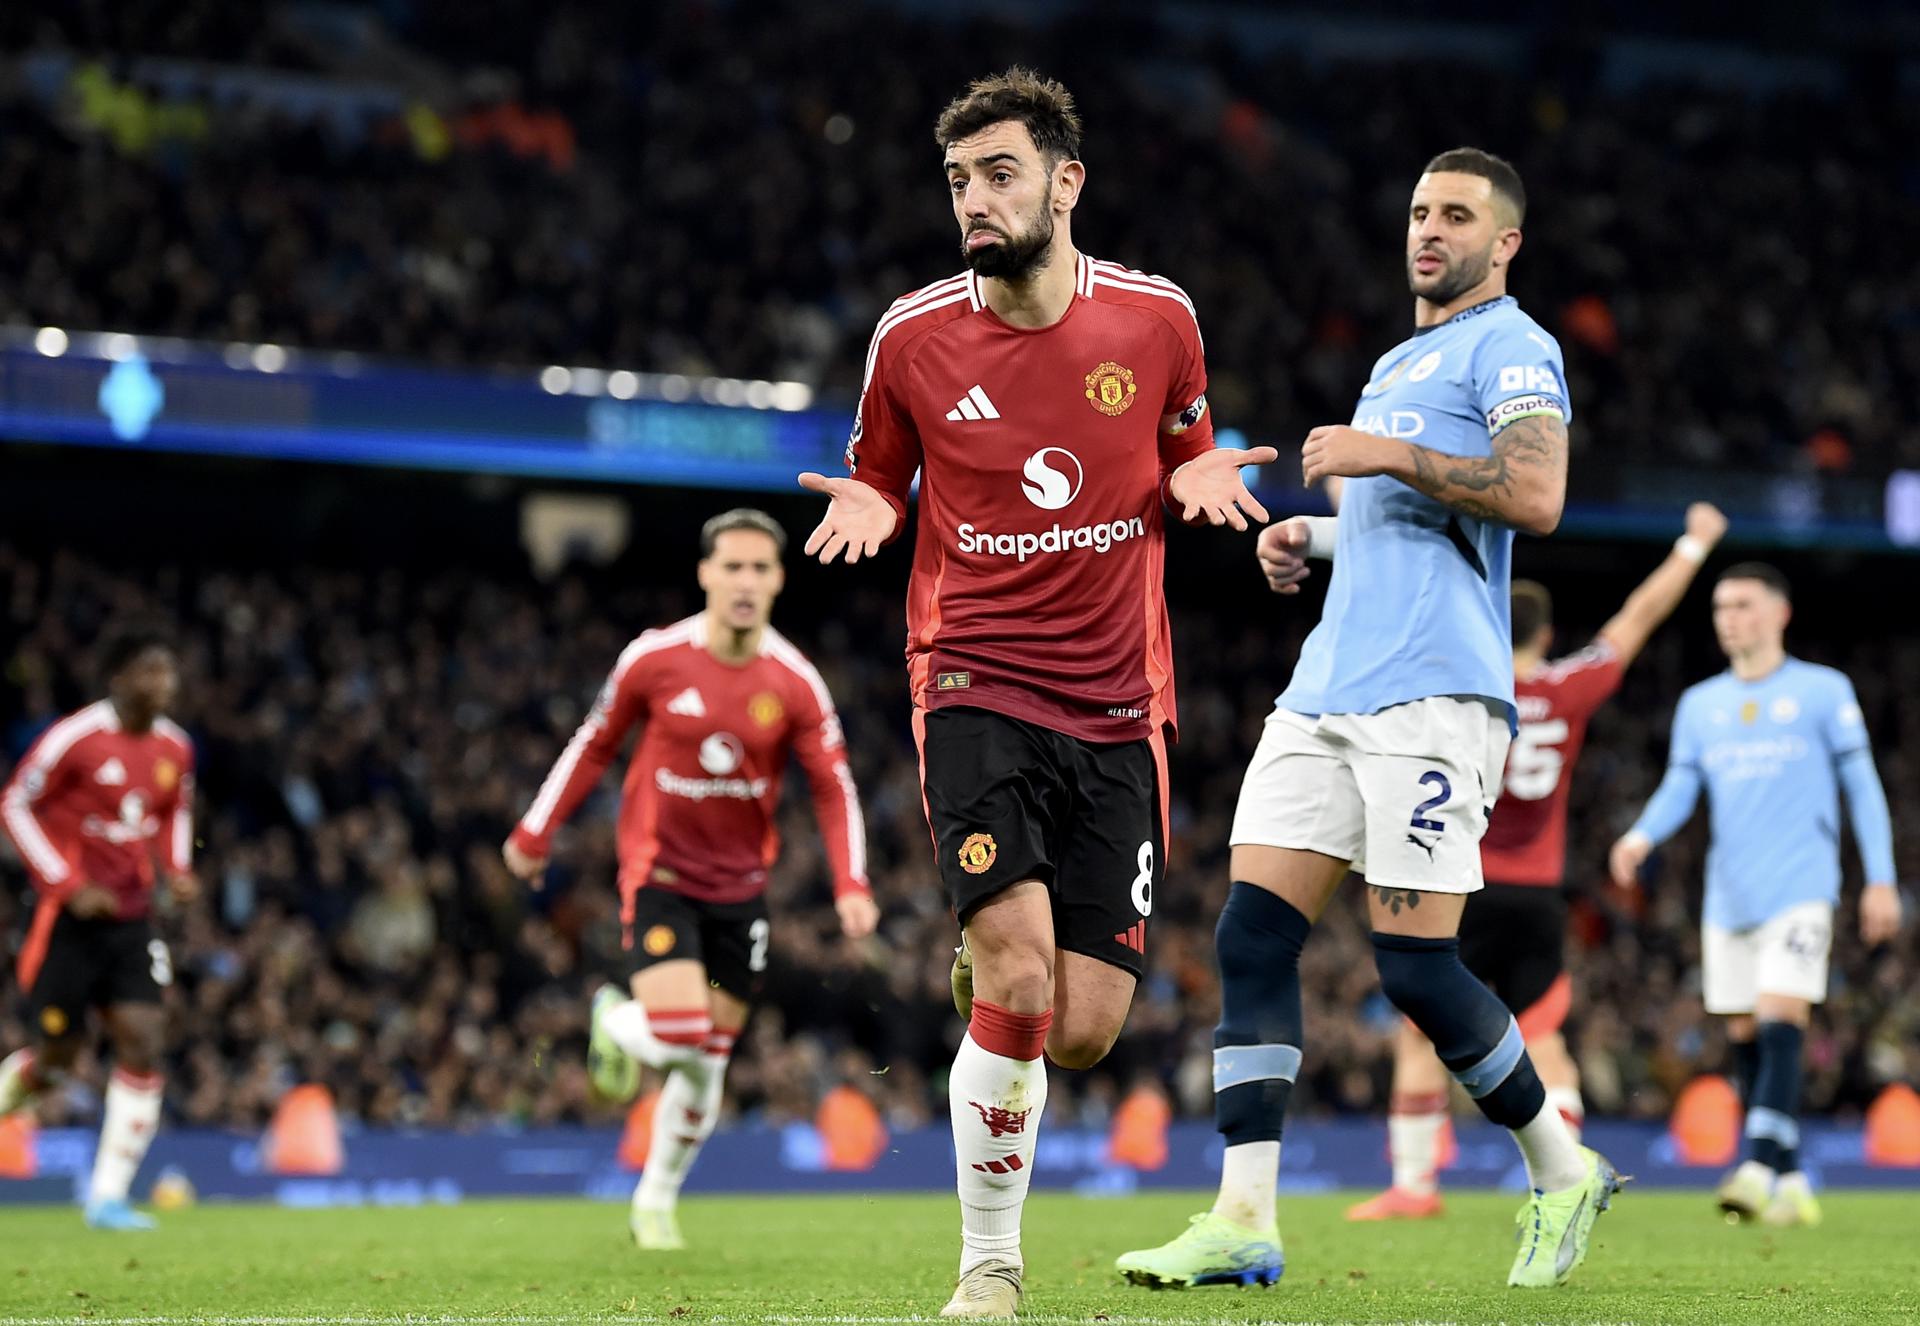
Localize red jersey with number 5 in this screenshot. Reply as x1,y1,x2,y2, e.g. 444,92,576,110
846,255,1215,742
1481,640,1625,886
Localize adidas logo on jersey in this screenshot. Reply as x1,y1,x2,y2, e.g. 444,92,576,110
944,385,1000,422
665,687,707,717
95,758,127,786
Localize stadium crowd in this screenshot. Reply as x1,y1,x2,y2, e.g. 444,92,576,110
4,1,1920,477
2,541,1913,1135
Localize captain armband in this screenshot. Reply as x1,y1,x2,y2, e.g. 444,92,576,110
1484,394,1565,434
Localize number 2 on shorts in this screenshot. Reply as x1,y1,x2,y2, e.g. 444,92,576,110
1410,771,1451,833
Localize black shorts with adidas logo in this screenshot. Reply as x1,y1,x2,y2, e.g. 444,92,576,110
917,705,1164,978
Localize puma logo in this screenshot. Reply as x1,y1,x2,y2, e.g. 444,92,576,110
1555,1194,1590,1276
1405,834,1437,863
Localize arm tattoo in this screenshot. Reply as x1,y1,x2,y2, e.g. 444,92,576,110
1401,414,1567,526
1370,885,1422,916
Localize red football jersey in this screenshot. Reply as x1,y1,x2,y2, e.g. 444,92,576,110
509,614,868,909
847,255,1216,742
1,699,195,921
1481,640,1626,886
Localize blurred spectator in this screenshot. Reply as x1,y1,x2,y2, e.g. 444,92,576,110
2,3,1920,472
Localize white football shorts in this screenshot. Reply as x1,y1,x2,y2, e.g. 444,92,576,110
1230,695,1511,894
1702,900,1833,1013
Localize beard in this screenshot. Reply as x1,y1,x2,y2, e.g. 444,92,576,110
1407,241,1493,305
961,209,1055,281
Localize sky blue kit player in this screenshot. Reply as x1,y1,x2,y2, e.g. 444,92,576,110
1119,148,1624,1295
1278,294,1568,733
1613,561,1900,1228
1634,660,1893,932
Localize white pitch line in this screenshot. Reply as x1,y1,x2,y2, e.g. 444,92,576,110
761,1319,1642,1326
761,1318,1501,1325
0,1318,1642,1326
0,1319,560,1325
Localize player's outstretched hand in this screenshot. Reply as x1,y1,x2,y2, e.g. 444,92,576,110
1169,446,1278,531
836,892,880,940
1300,425,1401,487
1256,519,1315,594
1861,882,1902,946
798,473,897,564
1608,831,1650,889
1686,501,1729,549
66,883,118,919
502,839,548,890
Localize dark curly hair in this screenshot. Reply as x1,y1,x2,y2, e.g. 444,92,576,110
935,67,1083,166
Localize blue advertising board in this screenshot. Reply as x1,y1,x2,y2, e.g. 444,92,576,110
3,328,1912,550
4,1120,1913,1207
2,331,847,492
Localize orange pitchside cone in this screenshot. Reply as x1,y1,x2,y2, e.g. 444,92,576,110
1669,1074,1741,1166
1864,1082,1920,1167
617,1088,661,1171
816,1085,888,1172
0,1114,35,1179
1107,1085,1171,1170
263,1084,345,1176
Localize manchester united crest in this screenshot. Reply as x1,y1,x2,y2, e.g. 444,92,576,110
748,691,785,728
1084,361,1138,416
958,832,998,876
154,759,179,792
643,924,678,957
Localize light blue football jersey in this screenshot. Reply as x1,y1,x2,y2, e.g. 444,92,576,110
1278,296,1570,731
1638,659,1879,931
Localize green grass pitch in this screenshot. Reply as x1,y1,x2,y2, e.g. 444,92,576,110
1,1190,1915,1324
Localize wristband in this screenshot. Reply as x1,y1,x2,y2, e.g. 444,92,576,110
1299,515,1338,560
1674,535,1707,564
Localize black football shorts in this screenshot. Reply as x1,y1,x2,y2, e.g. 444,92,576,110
22,912,169,1040
918,705,1164,978
621,886,771,1002
1459,881,1568,1026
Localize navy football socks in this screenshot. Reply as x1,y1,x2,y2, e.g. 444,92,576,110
1746,1020,1805,1173
1371,932,1548,1129
1212,883,1310,1145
